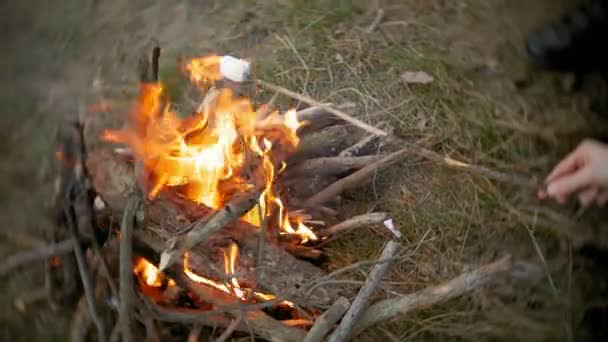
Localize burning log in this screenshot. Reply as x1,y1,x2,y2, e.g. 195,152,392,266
304,148,410,207
319,212,388,238
87,148,339,308
328,240,399,342
159,189,261,271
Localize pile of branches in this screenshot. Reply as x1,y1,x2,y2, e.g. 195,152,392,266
0,47,542,342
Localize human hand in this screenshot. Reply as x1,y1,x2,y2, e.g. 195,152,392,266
539,139,608,207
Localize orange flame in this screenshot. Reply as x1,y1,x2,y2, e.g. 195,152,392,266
184,244,294,307
106,55,317,243
134,257,176,288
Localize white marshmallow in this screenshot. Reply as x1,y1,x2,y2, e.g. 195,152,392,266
219,55,251,83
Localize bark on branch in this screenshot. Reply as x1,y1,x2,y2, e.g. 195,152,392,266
353,255,537,336
320,212,388,237
304,149,409,206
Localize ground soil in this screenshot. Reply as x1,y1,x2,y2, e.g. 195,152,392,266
2,0,608,341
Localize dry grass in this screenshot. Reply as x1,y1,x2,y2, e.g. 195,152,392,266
4,0,608,340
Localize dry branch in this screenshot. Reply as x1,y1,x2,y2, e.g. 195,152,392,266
320,212,388,237
0,239,74,278
353,255,533,336
256,79,387,136
288,155,381,178
304,149,409,206
119,193,141,342
328,240,399,342
303,297,350,342
159,189,260,271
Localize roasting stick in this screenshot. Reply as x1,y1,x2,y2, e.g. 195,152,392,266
328,240,400,342
256,79,387,137
415,147,539,190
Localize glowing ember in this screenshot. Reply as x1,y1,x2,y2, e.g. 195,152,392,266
106,55,317,243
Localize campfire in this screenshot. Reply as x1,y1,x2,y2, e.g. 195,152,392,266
19,46,532,341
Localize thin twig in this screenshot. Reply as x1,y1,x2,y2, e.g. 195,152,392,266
119,193,141,342
0,239,73,277
365,8,385,33
256,79,387,136
328,240,399,342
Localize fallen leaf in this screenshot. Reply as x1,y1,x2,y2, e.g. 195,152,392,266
401,71,434,84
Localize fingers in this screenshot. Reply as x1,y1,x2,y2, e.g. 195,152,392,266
578,186,600,207
545,146,585,184
546,167,593,200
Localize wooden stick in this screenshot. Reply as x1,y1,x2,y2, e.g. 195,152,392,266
320,212,388,237
303,297,350,342
288,155,381,178
304,149,409,206
159,190,260,271
0,239,74,277
256,79,387,136
66,208,107,342
119,193,141,342
353,255,527,336
328,240,399,342
151,45,160,82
